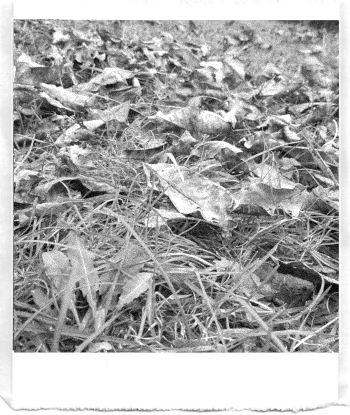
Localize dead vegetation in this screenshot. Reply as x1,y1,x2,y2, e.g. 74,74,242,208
13,20,339,352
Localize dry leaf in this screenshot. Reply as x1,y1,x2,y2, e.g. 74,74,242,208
87,341,113,353
40,83,95,111
88,101,130,123
75,67,133,93
144,208,186,228
34,176,115,201
117,272,153,309
42,250,71,295
232,182,308,217
283,126,301,142
223,56,246,85
58,145,94,168
249,162,296,189
65,231,99,307
191,140,242,159
99,241,150,296
154,106,232,135
111,241,150,276
144,162,234,227
31,287,52,310
259,79,287,97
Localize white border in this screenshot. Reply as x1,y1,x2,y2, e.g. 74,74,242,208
13,0,339,20
0,0,13,410
339,0,350,407
12,353,338,410
0,0,347,411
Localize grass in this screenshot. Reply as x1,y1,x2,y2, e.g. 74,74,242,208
13,19,339,352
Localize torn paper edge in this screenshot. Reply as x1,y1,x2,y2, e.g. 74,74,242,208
1,0,348,412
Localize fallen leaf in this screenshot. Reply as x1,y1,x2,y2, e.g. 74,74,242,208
249,161,296,189
31,287,53,310
87,341,113,353
89,101,130,123
117,272,153,309
191,140,242,160
144,162,234,227
144,208,186,228
232,182,308,217
42,250,71,295
40,83,96,111
154,106,232,135
65,231,99,308
111,241,150,276
75,67,133,93
58,145,94,168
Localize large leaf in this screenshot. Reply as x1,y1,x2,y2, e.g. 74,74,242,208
249,161,295,189
232,182,308,217
40,83,96,111
144,162,234,227
154,106,232,135
75,67,133,92
65,231,99,307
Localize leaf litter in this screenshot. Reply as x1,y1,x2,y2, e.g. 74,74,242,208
14,20,339,352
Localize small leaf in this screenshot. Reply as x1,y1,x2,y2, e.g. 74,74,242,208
88,342,113,353
89,101,130,123
99,241,150,296
144,208,186,228
117,272,153,309
111,241,149,276
191,140,242,159
42,250,71,294
283,126,301,142
31,288,52,310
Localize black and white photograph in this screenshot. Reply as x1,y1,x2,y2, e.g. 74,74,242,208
13,18,339,354
2,0,348,411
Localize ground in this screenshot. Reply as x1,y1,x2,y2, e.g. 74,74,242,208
13,19,339,352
